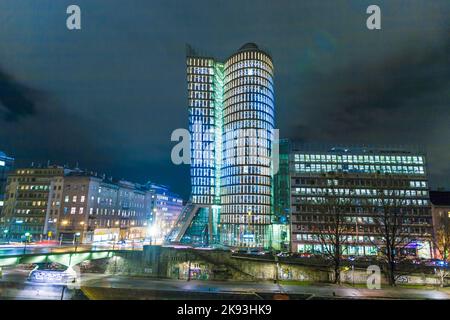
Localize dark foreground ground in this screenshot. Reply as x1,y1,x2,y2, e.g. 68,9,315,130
1,267,449,300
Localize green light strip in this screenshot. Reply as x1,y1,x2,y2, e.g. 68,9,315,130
213,62,224,205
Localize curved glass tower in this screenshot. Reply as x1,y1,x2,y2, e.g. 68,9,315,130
185,43,275,249
221,44,274,248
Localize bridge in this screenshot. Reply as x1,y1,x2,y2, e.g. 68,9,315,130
0,249,116,268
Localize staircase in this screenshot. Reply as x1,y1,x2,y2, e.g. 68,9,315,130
165,202,199,243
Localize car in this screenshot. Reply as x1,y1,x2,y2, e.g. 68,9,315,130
425,259,449,267
277,252,290,258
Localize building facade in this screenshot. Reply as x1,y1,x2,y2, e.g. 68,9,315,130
146,183,183,242
57,173,152,243
289,144,433,258
430,191,450,260
0,151,14,219
1,166,66,240
185,43,275,249
1,166,182,243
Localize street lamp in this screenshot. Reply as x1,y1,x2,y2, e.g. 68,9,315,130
23,232,31,254
112,235,117,250
148,224,158,245
74,232,81,252
3,229,8,244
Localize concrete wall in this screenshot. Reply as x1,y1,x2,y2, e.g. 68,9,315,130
99,246,448,286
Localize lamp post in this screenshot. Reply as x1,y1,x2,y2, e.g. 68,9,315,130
74,232,80,252
3,230,8,244
23,232,30,254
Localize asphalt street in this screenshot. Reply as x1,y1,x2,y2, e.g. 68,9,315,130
2,267,449,300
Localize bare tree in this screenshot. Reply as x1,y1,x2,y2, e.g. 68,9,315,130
312,175,350,284
433,212,450,287
370,176,412,286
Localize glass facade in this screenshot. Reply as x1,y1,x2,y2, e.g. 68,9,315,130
272,139,291,251
289,144,433,258
186,43,275,248
187,57,217,205
293,152,425,175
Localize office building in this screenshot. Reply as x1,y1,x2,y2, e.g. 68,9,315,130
289,143,433,258
58,172,152,243
146,182,183,241
1,166,66,240
1,165,182,243
171,43,275,248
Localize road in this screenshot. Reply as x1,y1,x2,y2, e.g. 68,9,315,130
1,267,449,300
83,275,450,300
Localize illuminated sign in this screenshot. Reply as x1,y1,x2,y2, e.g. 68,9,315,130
0,160,4,167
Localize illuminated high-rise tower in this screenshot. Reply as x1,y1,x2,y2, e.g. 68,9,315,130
220,44,275,248
175,43,274,249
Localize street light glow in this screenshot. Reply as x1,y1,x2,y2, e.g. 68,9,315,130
148,224,158,238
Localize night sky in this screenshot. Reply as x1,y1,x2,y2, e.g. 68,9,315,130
0,0,449,200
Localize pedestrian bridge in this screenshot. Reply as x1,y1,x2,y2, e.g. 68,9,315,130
0,250,116,267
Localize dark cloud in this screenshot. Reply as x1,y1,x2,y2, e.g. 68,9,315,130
0,0,449,197
0,68,39,122
287,30,450,138
284,24,450,189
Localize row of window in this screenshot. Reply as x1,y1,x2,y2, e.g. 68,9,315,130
220,165,271,176
293,205,431,216
220,213,271,224
293,187,429,197
187,66,212,75
18,184,51,191
224,75,273,94
223,101,274,119
220,185,271,196
294,154,424,165
221,175,271,187
226,67,273,84
223,119,274,132
223,110,274,125
225,52,273,71
292,177,425,188
293,196,430,206
62,206,144,217
222,156,271,167
294,163,425,175
225,59,273,75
